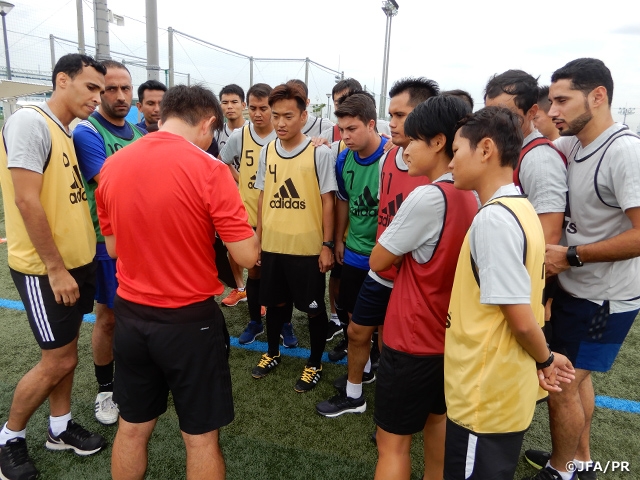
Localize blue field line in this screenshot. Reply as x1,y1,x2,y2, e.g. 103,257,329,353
595,395,640,414
0,297,345,364
6,298,640,405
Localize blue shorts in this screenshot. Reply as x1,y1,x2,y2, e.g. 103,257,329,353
549,287,638,372
351,274,392,327
95,256,118,309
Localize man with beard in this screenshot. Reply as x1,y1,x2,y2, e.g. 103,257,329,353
524,58,640,480
73,60,146,426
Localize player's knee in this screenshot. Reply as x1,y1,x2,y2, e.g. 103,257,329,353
347,323,371,346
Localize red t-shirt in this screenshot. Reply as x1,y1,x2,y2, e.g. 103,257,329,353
96,131,254,308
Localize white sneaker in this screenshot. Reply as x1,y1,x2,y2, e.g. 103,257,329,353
94,392,119,425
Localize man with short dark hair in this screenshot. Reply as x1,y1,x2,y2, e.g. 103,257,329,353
534,86,560,141
0,53,107,480
484,69,567,246
97,84,259,480
445,107,574,480
135,79,166,131
525,58,640,480
216,84,247,150
288,79,335,137
251,82,336,392
370,95,477,480
73,60,146,426
217,84,253,311
324,78,438,374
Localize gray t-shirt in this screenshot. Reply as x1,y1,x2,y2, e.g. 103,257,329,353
255,137,337,195
220,124,277,166
554,124,640,310
518,130,567,214
304,115,334,137
378,173,450,264
470,184,532,305
4,103,66,173
215,120,248,150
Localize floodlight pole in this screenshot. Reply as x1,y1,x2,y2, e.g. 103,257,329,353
145,0,160,81
93,0,111,61
326,93,331,119
619,107,635,126
76,0,85,54
379,0,398,119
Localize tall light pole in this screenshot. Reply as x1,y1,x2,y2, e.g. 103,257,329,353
326,93,331,119
619,107,635,126
379,0,398,119
0,1,14,80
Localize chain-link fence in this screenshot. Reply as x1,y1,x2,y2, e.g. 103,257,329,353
0,1,344,119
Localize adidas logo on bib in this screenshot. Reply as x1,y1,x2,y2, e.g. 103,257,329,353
270,178,306,209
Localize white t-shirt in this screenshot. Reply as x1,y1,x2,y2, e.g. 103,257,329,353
554,124,640,311
4,104,65,173
470,184,532,305
378,173,449,264
518,130,567,215
303,115,334,137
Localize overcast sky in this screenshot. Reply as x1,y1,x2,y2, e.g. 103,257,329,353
8,0,640,131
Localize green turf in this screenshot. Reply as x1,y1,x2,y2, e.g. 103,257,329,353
1,199,640,479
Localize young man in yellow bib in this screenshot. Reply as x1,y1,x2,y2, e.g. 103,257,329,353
444,107,575,480
220,83,295,346
251,82,337,392
0,54,107,480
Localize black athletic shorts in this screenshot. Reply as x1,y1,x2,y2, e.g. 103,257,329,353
10,262,96,350
113,295,233,435
338,263,369,315
330,261,342,279
259,252,326,315
374,344,446,435
444,419,525,480
352,275,392,327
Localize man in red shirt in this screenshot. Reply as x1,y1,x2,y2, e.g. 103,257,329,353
96,85,259,480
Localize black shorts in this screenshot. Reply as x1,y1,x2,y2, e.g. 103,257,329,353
444,419,525,480
10,263,96,350
330,262,342,279
352,275,392,327
113,295,233,435
259,252,326,315
338,263,369,315
374,344,446,435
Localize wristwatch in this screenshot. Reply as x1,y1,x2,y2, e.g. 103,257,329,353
536,351,555,370
322,241,335,250
566,245,584,267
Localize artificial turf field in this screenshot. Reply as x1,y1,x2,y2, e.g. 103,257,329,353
1,206,639,479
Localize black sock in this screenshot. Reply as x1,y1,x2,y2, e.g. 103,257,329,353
266,303,291,357
308,311,328,367
95,361,114,392
336,304,349,341
246,277,262,322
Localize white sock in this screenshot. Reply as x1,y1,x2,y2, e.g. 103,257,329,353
237,287,245,292
346,381,362,399
49,413,72,437
545,461,575,480
0,423,26,446
364,357,372,374
330,313,340,325
574,459,591,471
